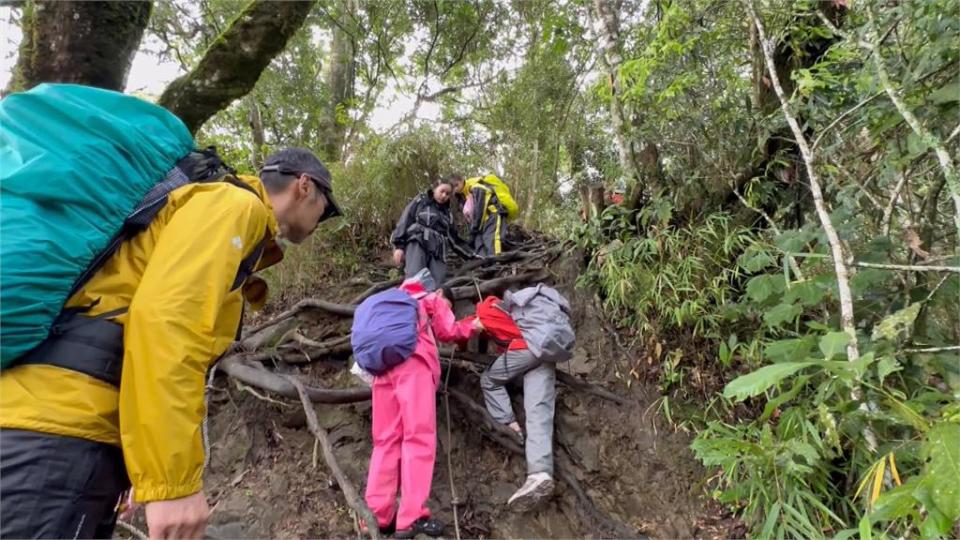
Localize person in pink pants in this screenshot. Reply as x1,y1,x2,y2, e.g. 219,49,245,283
364,276,477,539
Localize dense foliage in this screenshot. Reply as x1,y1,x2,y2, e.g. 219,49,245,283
6,0,956,536
156,1,960,535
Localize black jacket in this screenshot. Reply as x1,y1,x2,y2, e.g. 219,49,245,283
391,190,470,258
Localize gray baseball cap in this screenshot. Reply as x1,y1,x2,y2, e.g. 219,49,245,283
261,147,343,221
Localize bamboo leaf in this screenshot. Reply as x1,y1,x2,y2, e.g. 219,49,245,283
723,362,816,401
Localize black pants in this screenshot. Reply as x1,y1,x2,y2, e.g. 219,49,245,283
0,429,130,539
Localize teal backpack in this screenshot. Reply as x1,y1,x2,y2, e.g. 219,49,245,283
0,84,234,367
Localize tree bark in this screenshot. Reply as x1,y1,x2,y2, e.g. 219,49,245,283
247,94,265,170
320,0,357,161
592,0,643,208
158,0,316,134
6,0,151,94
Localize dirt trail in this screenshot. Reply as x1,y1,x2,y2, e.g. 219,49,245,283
194,245,739,539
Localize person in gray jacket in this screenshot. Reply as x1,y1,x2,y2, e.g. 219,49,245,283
391,176,472,285
471,294,557,511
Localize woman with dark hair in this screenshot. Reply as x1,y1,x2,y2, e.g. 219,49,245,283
391,176,470,285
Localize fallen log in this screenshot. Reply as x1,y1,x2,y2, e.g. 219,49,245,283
282,375,380,540
219,357,371,404
447,388,643,539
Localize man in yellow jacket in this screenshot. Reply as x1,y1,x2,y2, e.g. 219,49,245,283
0,148,341,539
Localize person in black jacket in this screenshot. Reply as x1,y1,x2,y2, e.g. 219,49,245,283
391,176,472,285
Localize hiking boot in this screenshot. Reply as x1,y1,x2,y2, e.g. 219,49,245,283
394,517,445,539
507,472,554,512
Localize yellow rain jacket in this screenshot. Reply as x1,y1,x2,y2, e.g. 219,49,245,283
0,175,281,503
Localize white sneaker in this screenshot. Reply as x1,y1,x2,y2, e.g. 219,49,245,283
507,472,554,512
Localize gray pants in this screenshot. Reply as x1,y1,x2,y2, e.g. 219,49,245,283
480,349,555,475
404,240,447,285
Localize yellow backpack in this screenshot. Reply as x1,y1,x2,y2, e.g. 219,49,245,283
465,174,519,220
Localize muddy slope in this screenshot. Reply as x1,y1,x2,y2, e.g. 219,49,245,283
198,253,737,539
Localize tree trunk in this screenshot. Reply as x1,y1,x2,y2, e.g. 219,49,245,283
247,94,265,170
6,0,151,94
158,0,316,135
592,0,643,208
524,138,540,228
628,142,663,210
320,0,357,162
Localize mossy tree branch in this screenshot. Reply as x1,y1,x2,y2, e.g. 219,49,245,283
158,0,316,134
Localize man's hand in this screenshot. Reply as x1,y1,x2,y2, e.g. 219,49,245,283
392,248,404,267
145,491,210,540
473,317,485,332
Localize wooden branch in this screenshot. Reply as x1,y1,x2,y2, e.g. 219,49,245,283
447,388,642,539
291,332,352,353
787,253,960,274
749,2,861,363
219,357,371,404
853,261,959,274
247,298,356,335
158,0,315,134
448,269,551,301
350,277,403,304
749,1,878,454
903,345,960,354
864,7,960,238
282,375,380,540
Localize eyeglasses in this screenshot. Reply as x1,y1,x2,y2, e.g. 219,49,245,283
262,166,339,224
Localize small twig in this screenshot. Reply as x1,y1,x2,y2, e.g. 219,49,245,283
732,187,806,280
787,253,960,274
232,379,294,408
903,345,960,353
812,91,884,151
282,375,381,540
853,261,960,273
116,520,148,540
441,349,462,540
881,172,911,237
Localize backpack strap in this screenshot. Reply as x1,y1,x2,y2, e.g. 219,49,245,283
25,152,269,384
16,307,128,386
67,166,194,299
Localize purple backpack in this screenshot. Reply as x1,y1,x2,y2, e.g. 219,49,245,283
351,288,419,375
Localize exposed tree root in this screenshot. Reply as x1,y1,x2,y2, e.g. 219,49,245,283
282,375,381,540
447,388,644,539
219,357,370,404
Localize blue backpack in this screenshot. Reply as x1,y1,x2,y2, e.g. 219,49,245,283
0,84,239,367
351,288,420,375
